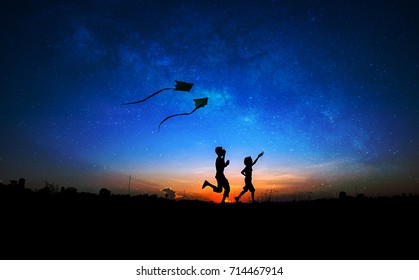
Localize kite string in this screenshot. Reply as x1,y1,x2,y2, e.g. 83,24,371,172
158,108,197,132
123,87,173,105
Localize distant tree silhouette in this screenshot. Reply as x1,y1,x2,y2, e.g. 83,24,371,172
41,181,59,194
64,187,78,194
339,191,348,199
356,193,365,199
18,178,25,188
162,188,176,199
99,187,112,197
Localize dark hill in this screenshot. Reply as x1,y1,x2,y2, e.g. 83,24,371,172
1,184,418,260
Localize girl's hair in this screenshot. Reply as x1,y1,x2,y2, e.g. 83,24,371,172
244,156,252,166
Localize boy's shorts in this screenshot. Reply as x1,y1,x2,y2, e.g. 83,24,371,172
216,175,230,197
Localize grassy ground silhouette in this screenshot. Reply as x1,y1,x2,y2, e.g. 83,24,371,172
1,182,418,260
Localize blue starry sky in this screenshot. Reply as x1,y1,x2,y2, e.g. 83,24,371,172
1,0,418,201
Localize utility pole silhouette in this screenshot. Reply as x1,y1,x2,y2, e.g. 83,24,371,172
128,175,131,195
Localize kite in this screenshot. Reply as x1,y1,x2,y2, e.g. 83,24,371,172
158,97,208,132
123,80,194,105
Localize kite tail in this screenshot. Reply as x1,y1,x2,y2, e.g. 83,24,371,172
158,108,198,132
123,87,172,105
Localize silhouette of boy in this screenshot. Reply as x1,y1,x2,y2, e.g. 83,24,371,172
202,146,230,203
235,151,264,203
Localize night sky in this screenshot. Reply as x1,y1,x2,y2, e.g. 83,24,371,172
1,0,418,202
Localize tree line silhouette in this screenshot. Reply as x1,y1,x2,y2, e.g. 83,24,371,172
1,176,418,260
2,176,418,204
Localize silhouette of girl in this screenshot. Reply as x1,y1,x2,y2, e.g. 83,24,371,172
235,151,264,203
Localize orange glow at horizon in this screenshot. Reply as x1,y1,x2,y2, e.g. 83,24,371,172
118,169,315,203
83,159,418,203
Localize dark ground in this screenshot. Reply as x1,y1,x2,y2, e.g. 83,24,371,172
1,184,418,260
